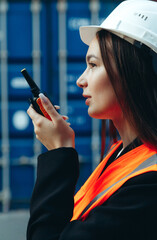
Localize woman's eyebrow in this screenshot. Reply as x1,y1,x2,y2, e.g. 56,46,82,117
86,54,100,62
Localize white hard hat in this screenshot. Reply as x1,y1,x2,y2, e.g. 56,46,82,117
79,0,157,53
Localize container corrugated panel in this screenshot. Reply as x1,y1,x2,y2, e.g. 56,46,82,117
0,165,3,212
0,1,122,212
5,1,49,211
75,136,92,191
7,3,32,59
75,136,92,163
8,64,32,100
0,107,1,137
40,3,50,95
51,2,59,72
7,2,32,58
9,139,34,209
66,2,90,59
51,1,89,61
67,62,85,98
68,100,91,134
10,165,34,209
7,2,48,98
8,65,47,100
99,2,119,23
9,101,33,138
51,2,89,100
0,166,2,211
10,139,34,165
50,2,59,103
0,167,2,192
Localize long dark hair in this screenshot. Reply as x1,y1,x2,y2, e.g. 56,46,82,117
96,30,157,151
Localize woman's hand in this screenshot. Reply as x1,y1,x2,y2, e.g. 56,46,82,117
27,93,75,150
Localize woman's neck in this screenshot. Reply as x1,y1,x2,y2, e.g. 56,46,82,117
113,116,138,149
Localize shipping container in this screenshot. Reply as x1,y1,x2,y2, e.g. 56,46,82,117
0,0,121,212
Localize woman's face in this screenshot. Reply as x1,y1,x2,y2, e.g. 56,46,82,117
76,37,123,121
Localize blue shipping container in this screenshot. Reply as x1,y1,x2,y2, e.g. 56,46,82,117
67,62,86,98
75,136,92,163
9,101,33,137
10,165,34,203
66,2,90,59
10,139,34,165
8,64,32,99
7,3,32,59
68,100,91,134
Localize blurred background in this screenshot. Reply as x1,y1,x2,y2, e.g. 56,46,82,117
0,0,122,239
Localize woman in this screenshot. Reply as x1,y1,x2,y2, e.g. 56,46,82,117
27,1,157,239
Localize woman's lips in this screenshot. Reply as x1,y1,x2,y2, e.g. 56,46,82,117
83,94,91,105
85,98,91,105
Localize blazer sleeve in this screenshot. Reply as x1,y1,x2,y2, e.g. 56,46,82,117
27,147,79,240
27,148,157,240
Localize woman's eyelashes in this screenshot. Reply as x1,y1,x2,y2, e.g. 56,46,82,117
88,62,97,69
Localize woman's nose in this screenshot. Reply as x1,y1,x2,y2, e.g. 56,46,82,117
76,75,88,88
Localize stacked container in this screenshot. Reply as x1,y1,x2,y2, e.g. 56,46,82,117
0,0,119,212
7,3,33,211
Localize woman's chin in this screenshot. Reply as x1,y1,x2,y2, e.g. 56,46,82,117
88,108,104,119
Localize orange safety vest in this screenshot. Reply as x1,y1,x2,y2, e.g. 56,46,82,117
71,140,157,221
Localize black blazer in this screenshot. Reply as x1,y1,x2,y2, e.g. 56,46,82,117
27,147,157,240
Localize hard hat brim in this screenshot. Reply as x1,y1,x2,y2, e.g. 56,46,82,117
79,24,157,54
79,0,157,54
79,26,101,46
79,25,135,46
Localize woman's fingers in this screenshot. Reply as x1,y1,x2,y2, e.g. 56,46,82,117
39,93,60,121
54,105,60,110
27,105,40,121
62,116,71,125
39,94,71,124
27,96,71,129
62,115,69,120
54,105,69,121
27,102,70,124
27,97,75,150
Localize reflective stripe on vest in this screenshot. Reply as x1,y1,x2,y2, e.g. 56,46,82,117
71,141,157,221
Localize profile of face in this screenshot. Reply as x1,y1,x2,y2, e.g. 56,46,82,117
76,37,123,122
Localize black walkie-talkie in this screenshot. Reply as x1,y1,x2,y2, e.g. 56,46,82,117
21,68,52,120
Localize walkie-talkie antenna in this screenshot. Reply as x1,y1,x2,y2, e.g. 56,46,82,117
21,68,40,97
